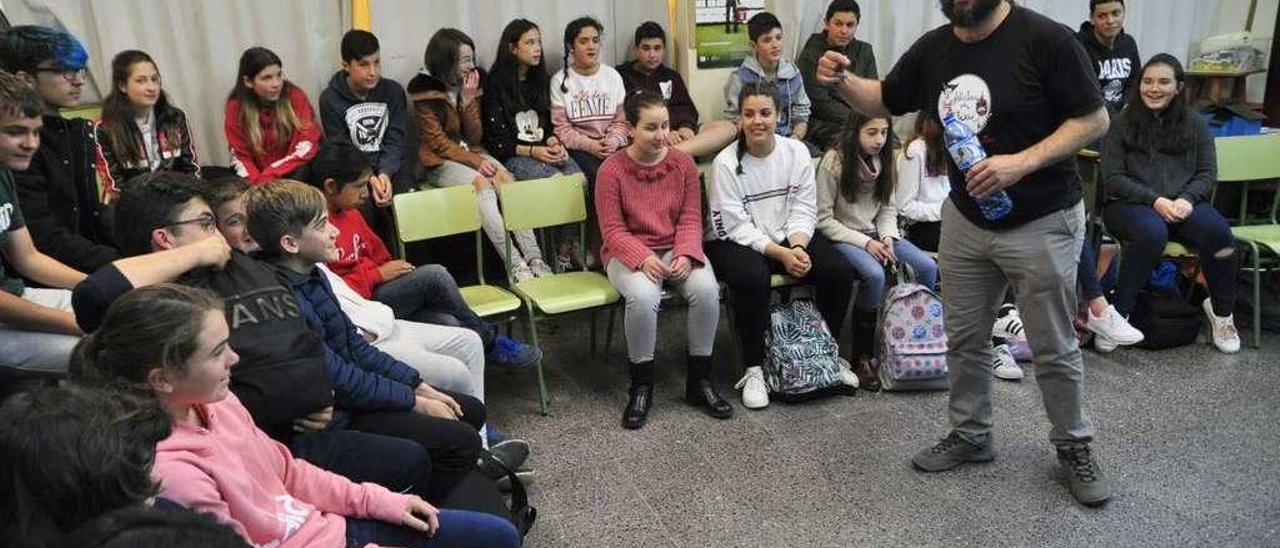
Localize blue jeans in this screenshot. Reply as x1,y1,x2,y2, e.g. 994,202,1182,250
345,509,519,547
503,155,581,181
832,235,938,310
1103,202,1236,317
373,264,497,350
1078,239,1104,301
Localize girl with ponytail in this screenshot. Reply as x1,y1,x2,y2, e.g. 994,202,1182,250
548,16,629,187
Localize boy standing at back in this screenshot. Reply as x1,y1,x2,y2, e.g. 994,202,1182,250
1076,0,1140,116
723,12,812,148
796,0,878,151
618,22,737,159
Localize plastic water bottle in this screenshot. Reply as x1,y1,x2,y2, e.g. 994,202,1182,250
942,113,1012,221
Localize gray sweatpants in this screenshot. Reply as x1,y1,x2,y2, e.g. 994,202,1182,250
605,250,720,363
939,199,1094,447
424,155,544,267
0,288,80,374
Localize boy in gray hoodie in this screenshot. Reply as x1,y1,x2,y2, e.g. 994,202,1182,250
723,12,812,148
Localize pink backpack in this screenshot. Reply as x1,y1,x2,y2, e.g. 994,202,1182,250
875,268,949,391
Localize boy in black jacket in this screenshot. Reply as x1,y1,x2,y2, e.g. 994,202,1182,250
0,26,118,272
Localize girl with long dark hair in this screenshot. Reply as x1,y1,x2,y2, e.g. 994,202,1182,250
224,47,321,185
1102,53,1239,353
92,50,198,200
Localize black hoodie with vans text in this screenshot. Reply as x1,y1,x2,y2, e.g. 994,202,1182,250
1076,21,1141,114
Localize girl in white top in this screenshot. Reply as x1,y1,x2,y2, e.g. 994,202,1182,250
703,81,857,410
893,114,951,253
816,112,938,388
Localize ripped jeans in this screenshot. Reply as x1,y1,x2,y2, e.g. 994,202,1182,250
1103,201,1237,317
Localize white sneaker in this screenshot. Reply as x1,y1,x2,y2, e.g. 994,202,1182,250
1202,298,1241,354
528,257,554,278
836,358,860,388
733,366,770,409
512,258,535,283
1093,334,1118,353
992,305,1026,341
992,344,1024,381
1085,304,1144,346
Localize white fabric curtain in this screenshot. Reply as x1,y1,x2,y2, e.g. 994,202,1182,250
3,0,1274,166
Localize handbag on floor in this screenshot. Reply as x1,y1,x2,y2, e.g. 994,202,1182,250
472,453,537,538
762,299,854,402
876,264,949,391
1129,290,1202,349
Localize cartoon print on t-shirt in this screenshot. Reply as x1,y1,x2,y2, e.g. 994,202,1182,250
515,109,543,143
0,202,12,233
344,102,389,152
937,73,992,134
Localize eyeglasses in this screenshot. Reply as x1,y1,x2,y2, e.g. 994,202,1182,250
34,66,86,81
159,213,218,232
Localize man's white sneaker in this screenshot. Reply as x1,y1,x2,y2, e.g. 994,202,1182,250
992,344,1024,381
992,305,1027,341
733,366,770,409
1085,304,1144,346
1202,298,1241,354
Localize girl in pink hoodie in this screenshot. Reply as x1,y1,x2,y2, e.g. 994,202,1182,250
75,284,520,548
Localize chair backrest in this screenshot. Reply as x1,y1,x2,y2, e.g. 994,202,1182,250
1214,135,1280,224
1216,135,1280,183
497,173,588,231
392,185,483,243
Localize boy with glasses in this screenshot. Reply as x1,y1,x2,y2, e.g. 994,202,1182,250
0,26,119,273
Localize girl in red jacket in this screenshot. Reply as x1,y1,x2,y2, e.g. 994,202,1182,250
225,47,322,185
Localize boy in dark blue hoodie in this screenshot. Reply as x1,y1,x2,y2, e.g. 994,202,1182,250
1076,0,1141,115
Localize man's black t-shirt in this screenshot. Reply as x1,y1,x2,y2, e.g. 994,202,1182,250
882,5,1103,229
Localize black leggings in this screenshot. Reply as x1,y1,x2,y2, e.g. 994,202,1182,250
346,389,486,504
706,234,857,367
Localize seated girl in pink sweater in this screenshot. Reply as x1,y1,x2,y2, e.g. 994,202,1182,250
73,283,520,548
595,91,728,430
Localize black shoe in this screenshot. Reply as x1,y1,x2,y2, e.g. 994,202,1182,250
622,383,653,429
622,360,654,429
911,431,996,472
685,378,733,418
1057,443,1112,507
685,355,732,419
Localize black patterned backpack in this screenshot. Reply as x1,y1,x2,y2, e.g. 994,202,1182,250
762,299,856,402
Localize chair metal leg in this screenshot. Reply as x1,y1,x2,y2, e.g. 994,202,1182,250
590,310,598,356
1251,241,1262,349
604,307,617,356
524,305,550,416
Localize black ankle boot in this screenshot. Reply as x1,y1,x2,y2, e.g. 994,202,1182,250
685,356,732,419
851,309,882,391
622,360,654,429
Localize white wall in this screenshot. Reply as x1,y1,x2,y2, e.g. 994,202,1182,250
2,0,1274,166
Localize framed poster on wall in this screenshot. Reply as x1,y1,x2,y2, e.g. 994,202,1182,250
692,0,766,68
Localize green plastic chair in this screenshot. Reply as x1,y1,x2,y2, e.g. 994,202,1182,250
498,173,620,415
1216,135,1280,348
392,185,522,319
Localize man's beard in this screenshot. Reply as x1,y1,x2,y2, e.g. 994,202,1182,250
940,0,1002,27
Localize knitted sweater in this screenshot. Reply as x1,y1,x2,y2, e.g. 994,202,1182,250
705,136,816,253
155,393,411,548
815,149,899,249
595,147,705,269
550,64,629,153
